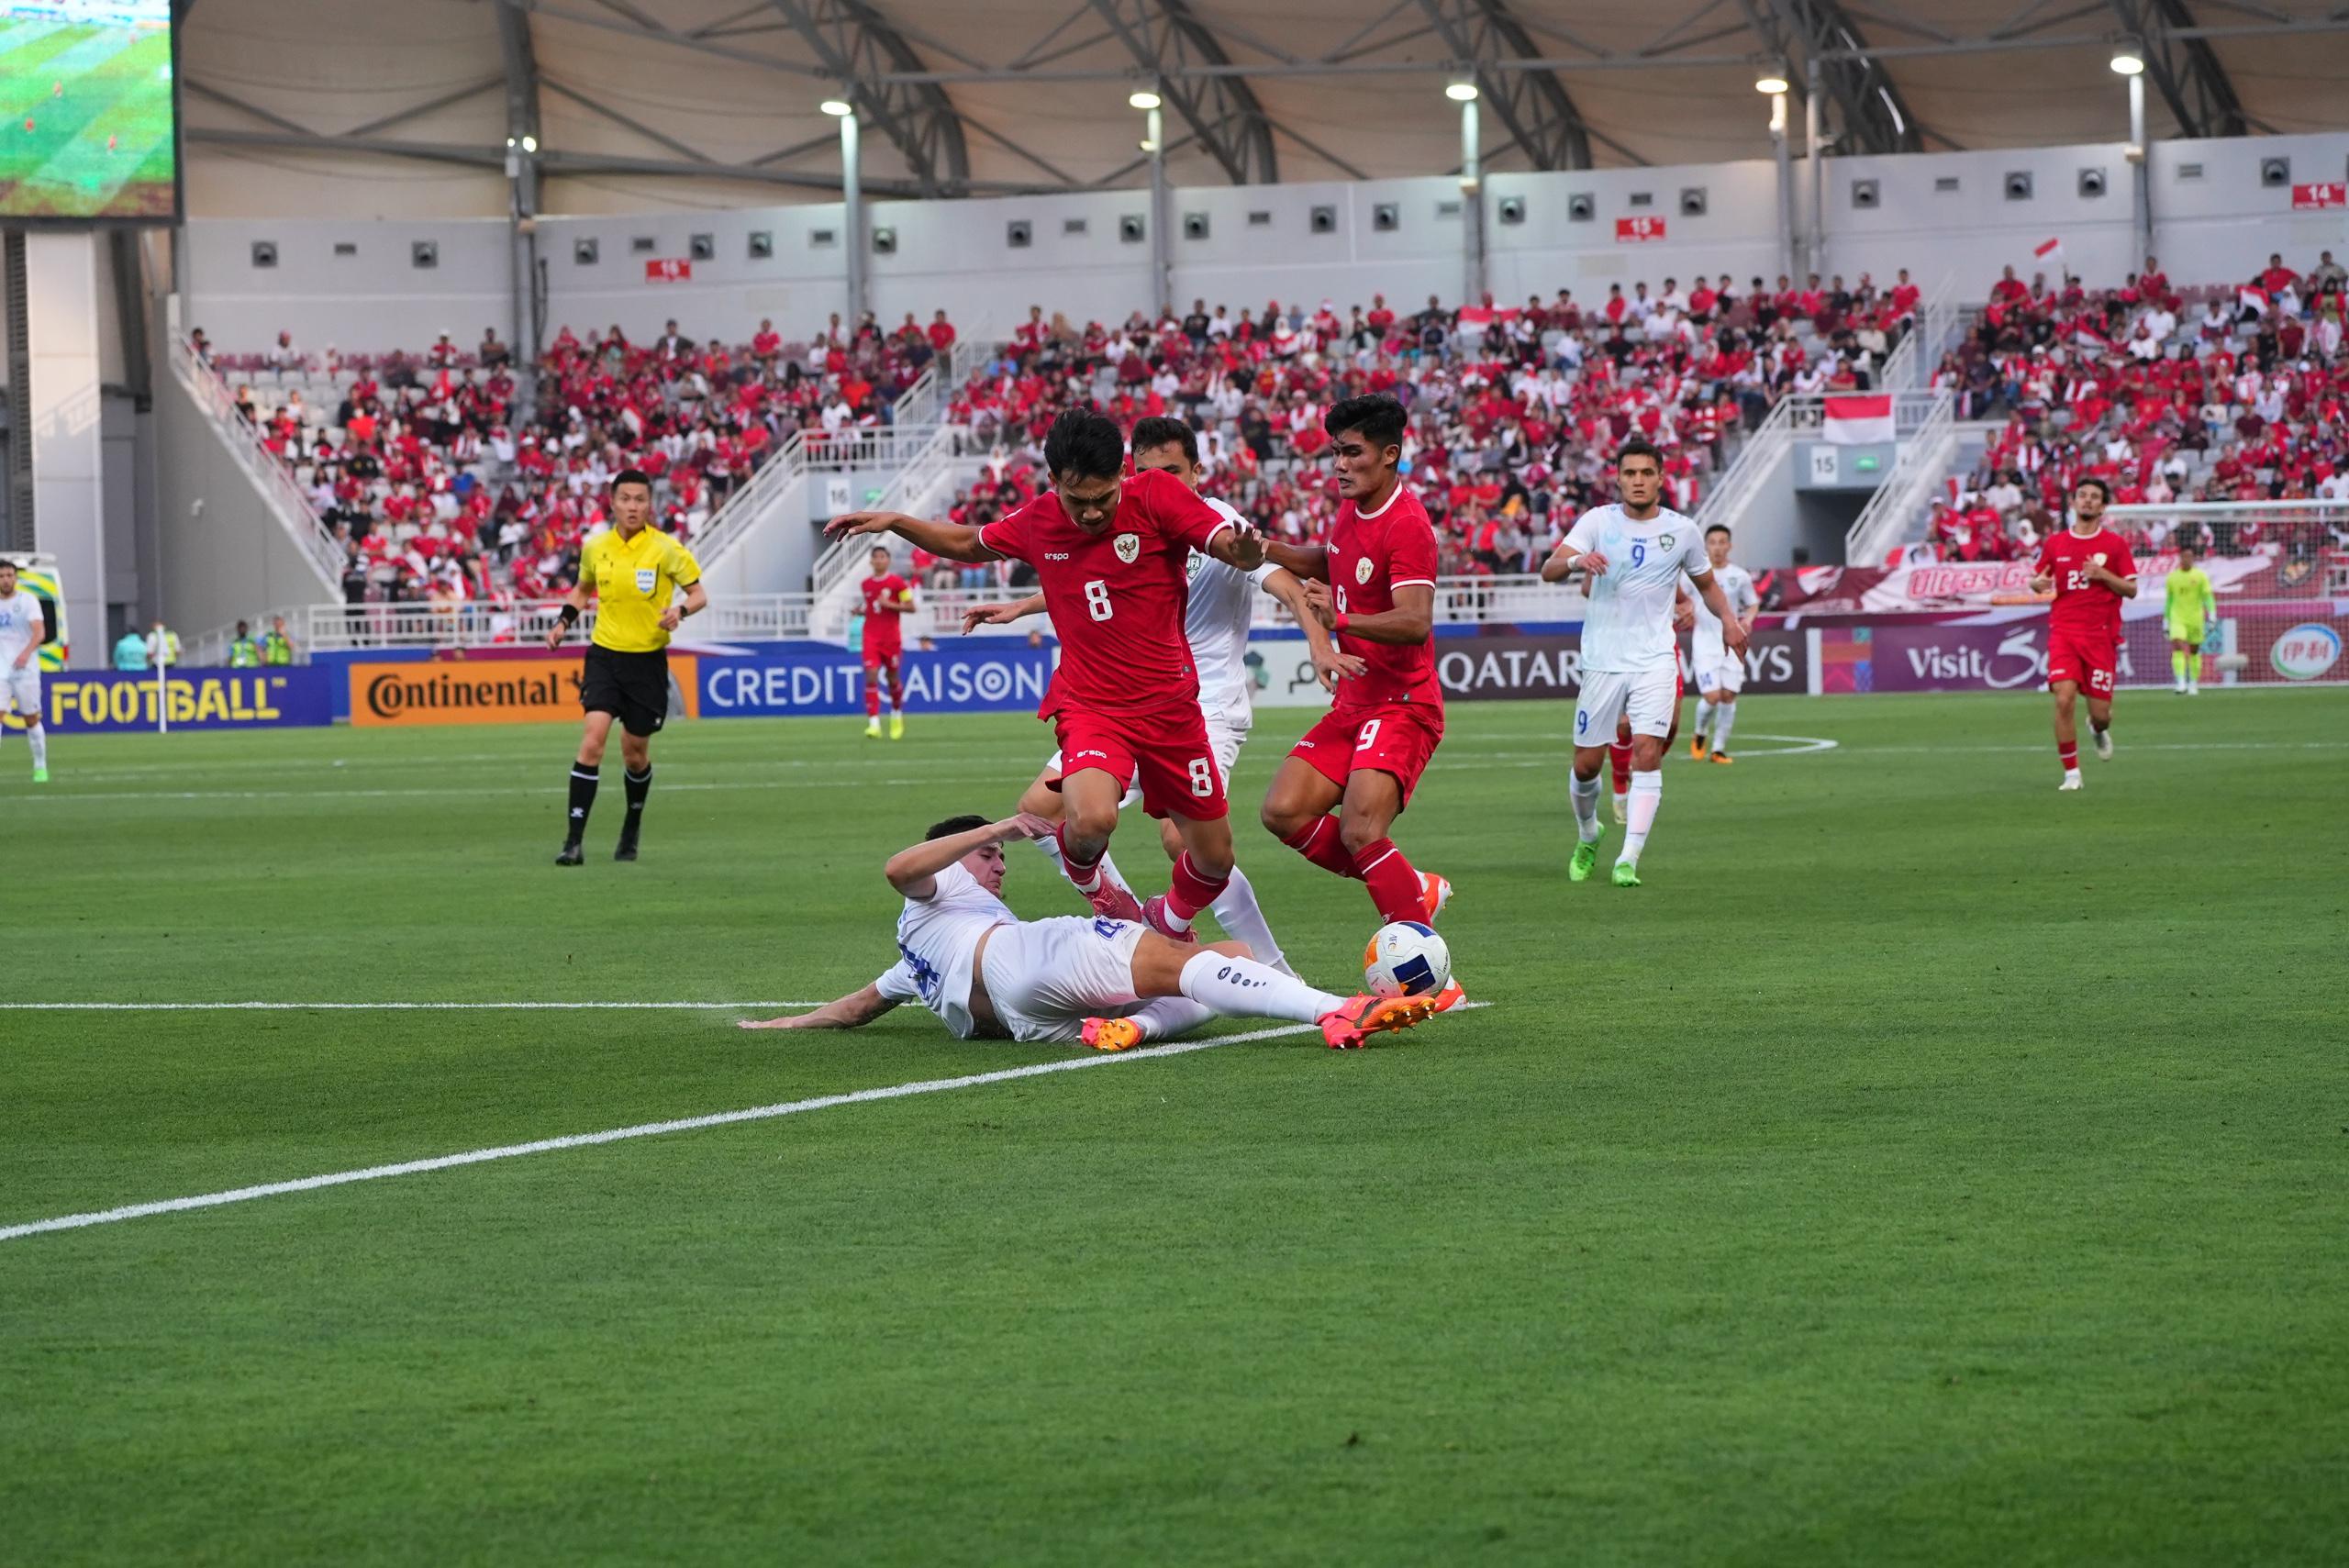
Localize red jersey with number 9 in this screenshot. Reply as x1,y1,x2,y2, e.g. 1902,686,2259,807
979,466,1235,717
2033,527,2137,644
1327,484,1442,714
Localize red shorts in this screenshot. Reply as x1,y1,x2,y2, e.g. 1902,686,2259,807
1052,704,1228,821
1289,703,1445,806
862,647,901,675
2046,628,2117,698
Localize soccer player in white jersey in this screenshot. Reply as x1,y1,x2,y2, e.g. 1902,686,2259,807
739,812,1442,1051
963,417,1354,972
0,560,50,784
1687,523,1760,764
1541,439,1749,886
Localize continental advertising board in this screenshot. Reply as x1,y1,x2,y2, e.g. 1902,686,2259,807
348,658,701,727
38,668,334,733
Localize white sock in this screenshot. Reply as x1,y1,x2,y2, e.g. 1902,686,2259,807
1710,703,1735,754
1037,834,1134,903
1119,995,1216,1042
1178,950,1344,1024
1694,697,1715,740
1570,772,1603,843
27,728,45,771
1207,864,1289,974
1621,772,1662,863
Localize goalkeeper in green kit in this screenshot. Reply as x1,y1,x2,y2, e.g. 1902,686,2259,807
2165,543,2216,695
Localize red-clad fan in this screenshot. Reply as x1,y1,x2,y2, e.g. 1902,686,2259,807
858,544,914,740
2029,477,2140,792
825,406,1267,940
1262,395,1454,936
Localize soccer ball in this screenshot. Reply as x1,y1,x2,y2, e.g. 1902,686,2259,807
1363,921,1451,998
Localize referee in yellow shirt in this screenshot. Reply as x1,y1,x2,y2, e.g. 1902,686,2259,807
545,468,707,864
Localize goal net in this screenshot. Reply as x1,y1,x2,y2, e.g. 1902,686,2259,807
2103,501,2347,687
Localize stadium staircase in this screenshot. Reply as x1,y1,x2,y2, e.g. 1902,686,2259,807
163,322,345,600
1843,392,1959,566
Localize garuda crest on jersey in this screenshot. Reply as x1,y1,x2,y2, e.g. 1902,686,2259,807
1354,556,1375,585
1114,533,1141,564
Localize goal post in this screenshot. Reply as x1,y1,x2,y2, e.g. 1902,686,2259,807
2103,501,2348,687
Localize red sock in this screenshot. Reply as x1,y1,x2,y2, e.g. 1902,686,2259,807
1283,816,1360,879
2058,741,2078,771
1056,824,1102,892
1353,838,1429,925
1609,741,1632,793
864,684,881,717
1165,851,1230,925
887,673,905,712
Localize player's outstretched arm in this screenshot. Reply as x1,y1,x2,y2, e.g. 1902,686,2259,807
1330,583,1434,647
884,812,1056,897
1261,568,1365,689
1687,570,1750,651
826,510,999,564
739,984,899,1030
962,594,1046,635
1264,540,1330,582
1204,520,1266,572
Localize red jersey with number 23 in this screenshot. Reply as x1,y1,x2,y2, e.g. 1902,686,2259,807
2034,527,2137,646
1328,483,1442,714
979,466,1235,717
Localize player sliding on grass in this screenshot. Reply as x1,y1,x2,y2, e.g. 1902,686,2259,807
960,416,1353,974
2029,476,2138,791
738,814,1443,1051
1543,439,1750,886
828,407,1267,946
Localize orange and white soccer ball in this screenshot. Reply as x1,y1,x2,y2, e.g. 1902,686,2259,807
1363,921,1451,998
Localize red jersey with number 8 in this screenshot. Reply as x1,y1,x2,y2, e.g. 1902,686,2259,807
979,466,1235,717
1327,484,1442,714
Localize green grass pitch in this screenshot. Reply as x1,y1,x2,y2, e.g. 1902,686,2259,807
5,689,2345,1564
0,18,176,220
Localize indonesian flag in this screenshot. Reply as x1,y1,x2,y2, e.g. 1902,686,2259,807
2237,286,2268,317
2034,236,2064,263
1822,393,1895,445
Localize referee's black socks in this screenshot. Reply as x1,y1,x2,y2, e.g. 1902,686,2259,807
621,765,652,840
566,762,599,844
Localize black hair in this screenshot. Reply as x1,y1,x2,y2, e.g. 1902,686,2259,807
611,467,652,494
869,543,891,558
1130,416,1200,465
925,814,991,841
1615,438,1664,471
1043,406,1126,482
1323,394,1407,450
237,620,250,632
2076,476,2112,505
2175,539,2197,555
1704,523,1731,539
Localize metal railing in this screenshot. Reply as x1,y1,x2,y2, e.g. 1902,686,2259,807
167,329,344,593
1878,272,1956,393
1844,391,1958,564
1698,393,1809,525
806,426,970,636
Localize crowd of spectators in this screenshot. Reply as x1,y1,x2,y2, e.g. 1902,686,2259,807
1920,249,2349,563
196,267,1912,608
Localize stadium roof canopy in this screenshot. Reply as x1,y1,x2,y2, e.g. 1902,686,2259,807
178,0,2349,217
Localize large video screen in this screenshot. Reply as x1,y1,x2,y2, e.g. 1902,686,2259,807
0,1,178,222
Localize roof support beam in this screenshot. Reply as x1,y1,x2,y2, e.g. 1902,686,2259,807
1086,0,1278,185
2110,0,2264,136
1413,0,1598,170
766,0,974,197
1762,0,1932,153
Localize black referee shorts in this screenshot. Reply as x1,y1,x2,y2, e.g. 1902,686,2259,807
582,644,670,738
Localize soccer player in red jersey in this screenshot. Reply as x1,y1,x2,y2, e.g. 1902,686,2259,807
826,406,1266,939
1262,395,1453,931
2029,476,2139,790
857,545,913,740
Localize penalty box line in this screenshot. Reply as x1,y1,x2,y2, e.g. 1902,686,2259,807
0,1004,1490,1243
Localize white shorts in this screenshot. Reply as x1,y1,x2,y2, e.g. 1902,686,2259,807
1048,710,1246,811
3,666,39,720
1692,647,1744,695
1575,663,1680,743
978,915,1147,1042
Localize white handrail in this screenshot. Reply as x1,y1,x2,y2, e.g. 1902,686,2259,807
168,334,343,592
1844,391,1958,563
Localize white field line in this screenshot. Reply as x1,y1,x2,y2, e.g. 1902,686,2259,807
0,1004,1490,1242
0,1000,825,1011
